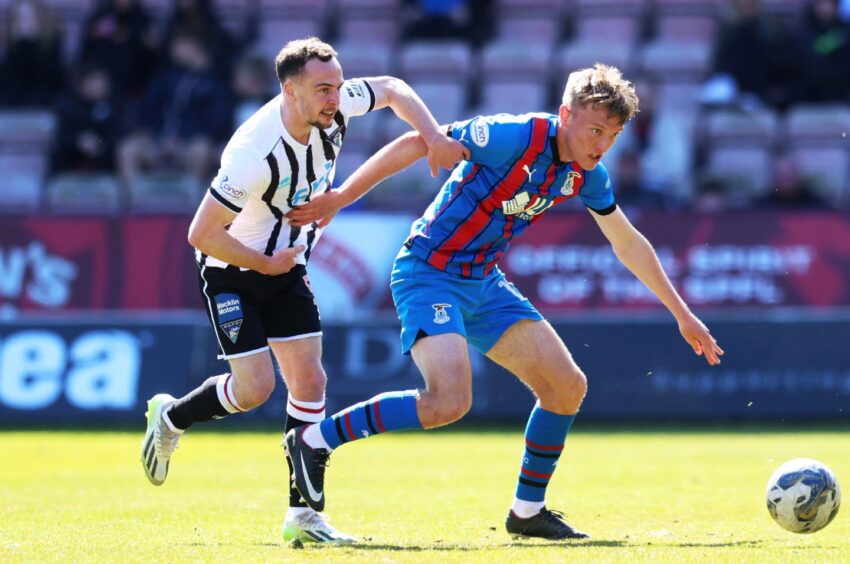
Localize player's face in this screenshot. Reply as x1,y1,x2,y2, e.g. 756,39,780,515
291,57,343,130
560,104,624,170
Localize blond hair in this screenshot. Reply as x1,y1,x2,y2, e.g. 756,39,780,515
562,64,639,124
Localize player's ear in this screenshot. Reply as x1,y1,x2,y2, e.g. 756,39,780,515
282,79,296,99
559,104,571,124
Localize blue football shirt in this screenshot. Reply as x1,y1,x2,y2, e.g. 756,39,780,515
404,113,616,278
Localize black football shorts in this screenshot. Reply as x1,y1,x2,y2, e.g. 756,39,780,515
197,263,321,360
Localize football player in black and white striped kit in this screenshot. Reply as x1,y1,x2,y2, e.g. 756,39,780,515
140,37,468,544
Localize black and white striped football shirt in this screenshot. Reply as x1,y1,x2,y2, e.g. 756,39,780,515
201,78,375,269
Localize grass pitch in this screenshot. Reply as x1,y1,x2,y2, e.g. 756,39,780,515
1,426,848,563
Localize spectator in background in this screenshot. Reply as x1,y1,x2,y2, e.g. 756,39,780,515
603,78,689,207
1,0,63,107
705,0,803,110
51,64,118,173
118,31,232,186
160,0,249,80
231,55,272,129
757,152,831,209
79,0,156,102
799,0,850,102
613,151,676,211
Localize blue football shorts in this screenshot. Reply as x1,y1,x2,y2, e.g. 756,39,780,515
390,248,544,355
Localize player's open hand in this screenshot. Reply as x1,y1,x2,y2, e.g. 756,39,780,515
260,244,305,276
678,313,725,366
425,134,470,177
287,191,344,227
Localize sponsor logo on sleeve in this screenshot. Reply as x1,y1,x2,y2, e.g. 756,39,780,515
215,293,244,343
471,119,489,147
217,175,246,200
348,81,365,98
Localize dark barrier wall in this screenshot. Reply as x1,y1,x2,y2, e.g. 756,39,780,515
2,314,848,423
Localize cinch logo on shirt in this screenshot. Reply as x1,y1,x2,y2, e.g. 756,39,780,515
471,119,489,147
217,175,245,199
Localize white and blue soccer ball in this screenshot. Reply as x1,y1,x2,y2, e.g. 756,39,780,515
766,458,841,533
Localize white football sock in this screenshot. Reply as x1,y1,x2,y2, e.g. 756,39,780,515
511,498,545,519
286,506,313,520
302,423,331,450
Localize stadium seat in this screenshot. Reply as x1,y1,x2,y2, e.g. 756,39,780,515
702,146,772,197
128,172,203,215
702,108,781,149
342,109,385,154
497,0,562,17
335,42,393,77
654,14,716,43
651,0,722,17
788,147,850,206
399,41,472,83
45,173,123,216
655,80,702,113
571,15,641,44
0,110,55,151
0,153,45,214
497,16,561,46
783,105,850,146
570,0,647,17
478,82,549,116
259,0,331,17
556,16,640,75
480,40,553,82
254,18,325,61
408,81,468,123
638,40,712,81
337,16,401,47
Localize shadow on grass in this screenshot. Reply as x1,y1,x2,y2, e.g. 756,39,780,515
269,539,797,552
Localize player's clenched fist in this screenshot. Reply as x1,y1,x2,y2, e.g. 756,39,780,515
259,245,306,275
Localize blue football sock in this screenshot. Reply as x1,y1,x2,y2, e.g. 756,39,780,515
319,390,422,450
515,403,575,503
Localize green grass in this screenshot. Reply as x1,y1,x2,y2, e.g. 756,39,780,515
2,427,848,563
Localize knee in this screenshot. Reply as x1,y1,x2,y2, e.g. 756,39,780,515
286,365,327,399
428,387,472,427
232,369,276,409
541,368,587,414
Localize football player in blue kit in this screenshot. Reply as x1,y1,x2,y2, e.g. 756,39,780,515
285,64,724,540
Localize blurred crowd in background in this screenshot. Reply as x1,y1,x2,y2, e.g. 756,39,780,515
1,0,849,215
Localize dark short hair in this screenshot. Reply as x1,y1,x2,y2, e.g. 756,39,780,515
274,37,337,83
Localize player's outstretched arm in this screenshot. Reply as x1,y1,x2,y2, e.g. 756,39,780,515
189,193,305,275
589,206,725,366
287,131,433,227
367,76,468,175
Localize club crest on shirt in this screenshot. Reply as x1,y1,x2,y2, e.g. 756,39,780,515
326,126,342,147
432,303,452,324
560,171,582,196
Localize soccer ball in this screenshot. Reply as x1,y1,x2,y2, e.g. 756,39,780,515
766,458,841,533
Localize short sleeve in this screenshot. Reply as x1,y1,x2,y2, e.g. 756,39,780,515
579,162,616,212
447,115,524,168
209,146,270,213
338,78,375,118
